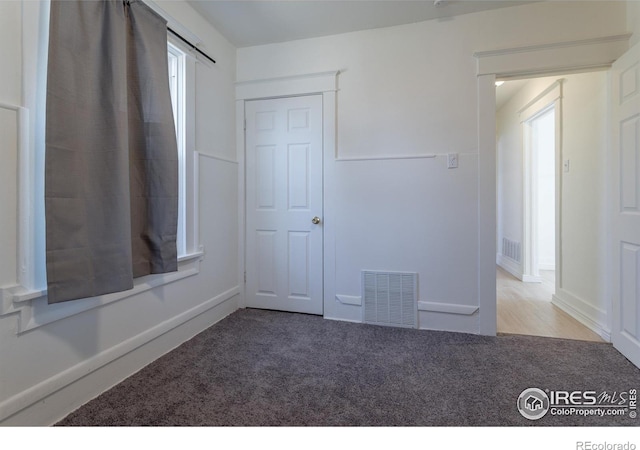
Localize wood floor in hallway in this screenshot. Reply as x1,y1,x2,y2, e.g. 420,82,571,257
497,267,604,342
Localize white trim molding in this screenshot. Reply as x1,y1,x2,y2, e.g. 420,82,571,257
0,103,31,289
475,34,632,78
477,74,497,335
333,298,480,316
236,71,339,100
475,34,629,336
0,251,205,334
418,301,479,316
199,152,239,165
552,289,610,342
335,294,362,306
518,80,563,121
236,70,340,100
496,253,523,281
336,154,437,162
236,70,340,320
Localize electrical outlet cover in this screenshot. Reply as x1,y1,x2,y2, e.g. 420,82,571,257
447,153,458,169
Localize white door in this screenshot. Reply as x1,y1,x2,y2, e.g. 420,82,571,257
245,95,323,315
611,41,640,368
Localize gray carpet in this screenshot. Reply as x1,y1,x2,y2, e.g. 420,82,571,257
56,308,640,426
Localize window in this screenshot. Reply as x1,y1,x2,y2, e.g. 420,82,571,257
168,43,187,257
0,2,203,332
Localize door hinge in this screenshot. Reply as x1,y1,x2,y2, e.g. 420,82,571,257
244,271,246,283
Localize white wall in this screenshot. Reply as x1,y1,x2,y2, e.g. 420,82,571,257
0,0,239,425
0,2,21,106
0,3,21,290
629,0,640,47
237,1,628,333
496,71,609,337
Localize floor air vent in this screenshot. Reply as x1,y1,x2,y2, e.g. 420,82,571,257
502,237,521,263
363,271,417,328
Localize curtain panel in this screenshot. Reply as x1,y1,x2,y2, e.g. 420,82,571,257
45,0,178,304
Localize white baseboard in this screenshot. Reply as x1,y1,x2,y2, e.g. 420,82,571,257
496,254,523,280
0,287,240,426
522,274,542,283
552,289,610,342
418,309,480,334
417,300,480,334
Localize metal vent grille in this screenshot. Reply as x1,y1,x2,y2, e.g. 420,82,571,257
363,271,417,328
502,237,521,263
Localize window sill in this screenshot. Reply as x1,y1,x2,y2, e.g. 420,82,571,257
0,248,205,333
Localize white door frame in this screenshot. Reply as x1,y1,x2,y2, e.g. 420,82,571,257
475,33,631,335
519,84,563,284
235,71,339,315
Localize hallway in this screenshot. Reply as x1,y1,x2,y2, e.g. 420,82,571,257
497,267,604,342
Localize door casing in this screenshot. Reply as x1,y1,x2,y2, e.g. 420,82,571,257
475,34,632,337
235,72,339,318
244,95,324,314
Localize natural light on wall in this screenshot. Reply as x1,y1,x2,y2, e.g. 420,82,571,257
168,43,187,257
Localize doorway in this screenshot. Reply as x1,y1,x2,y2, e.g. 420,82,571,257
495,73,604,342
524,105,556,282
244,94,324,315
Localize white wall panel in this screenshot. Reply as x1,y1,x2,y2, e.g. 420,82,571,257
256,145,276,209
288,231,310,298
0,108,18,287
621,243,640,338
257,230,277,295
0,2,21,106
621,116,640,211
288,144,310,210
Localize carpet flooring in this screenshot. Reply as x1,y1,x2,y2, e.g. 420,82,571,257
56,309,640,426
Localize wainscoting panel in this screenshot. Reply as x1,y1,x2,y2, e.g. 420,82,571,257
0,290,239,426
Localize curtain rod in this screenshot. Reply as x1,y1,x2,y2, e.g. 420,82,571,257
168,27,216,64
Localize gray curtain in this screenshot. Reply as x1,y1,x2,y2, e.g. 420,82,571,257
45,0,178,304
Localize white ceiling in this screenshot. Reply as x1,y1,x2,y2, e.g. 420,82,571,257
187,0,536,48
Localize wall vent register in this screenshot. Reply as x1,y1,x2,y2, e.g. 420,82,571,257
362,271,417,328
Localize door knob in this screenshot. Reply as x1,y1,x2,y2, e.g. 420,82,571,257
312,216,321,225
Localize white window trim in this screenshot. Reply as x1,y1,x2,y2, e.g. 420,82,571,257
169,42,188,256
168,35,200,260
0,1,203,334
